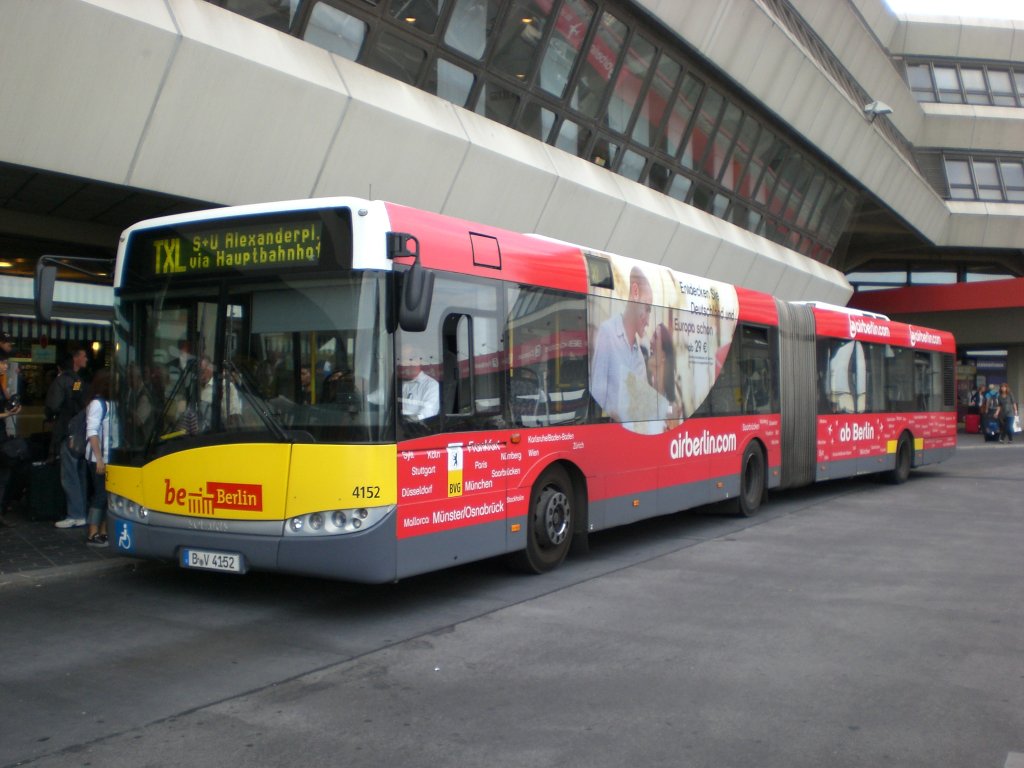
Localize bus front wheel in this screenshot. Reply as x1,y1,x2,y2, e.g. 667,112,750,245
732,443,765,518
511,465,574,574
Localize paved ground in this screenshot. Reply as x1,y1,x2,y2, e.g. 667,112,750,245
0,463,120,588
1,430,1021,768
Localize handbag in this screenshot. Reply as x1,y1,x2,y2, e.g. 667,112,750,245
0,437,30,464
1014,414,1022,434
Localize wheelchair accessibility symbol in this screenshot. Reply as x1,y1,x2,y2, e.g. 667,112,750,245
115,520,134,553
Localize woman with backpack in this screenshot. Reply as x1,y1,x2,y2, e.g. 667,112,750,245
84,370,111,546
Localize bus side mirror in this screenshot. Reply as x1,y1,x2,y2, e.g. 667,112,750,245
387,231,433,332
33,254,113,323
399,261,434,333
34,259,58,322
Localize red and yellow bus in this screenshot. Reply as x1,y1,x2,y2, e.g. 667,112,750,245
99,197,956,582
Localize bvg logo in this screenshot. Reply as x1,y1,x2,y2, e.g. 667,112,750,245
447,444,463,498
154,238,186,274
163,479,263,516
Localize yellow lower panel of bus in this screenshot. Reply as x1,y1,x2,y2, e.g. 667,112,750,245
108,444,396,520
288,443,396,512
885,438,925,454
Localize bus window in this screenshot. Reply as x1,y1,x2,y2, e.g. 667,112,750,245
694,323,775,417
862,342,888,413
704,333,742,416
915,351,944,412
400,275,504,436
739,325,776,414
820,339,865,414
506,285,588,428
442,313,473,416
884,345,915,412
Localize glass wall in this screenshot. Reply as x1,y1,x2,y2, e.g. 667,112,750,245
212,0,859,265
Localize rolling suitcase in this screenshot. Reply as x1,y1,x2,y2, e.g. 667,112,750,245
29,461,66,521
982,416,1001,443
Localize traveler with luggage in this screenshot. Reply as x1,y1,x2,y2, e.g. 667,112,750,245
981,383,1000,442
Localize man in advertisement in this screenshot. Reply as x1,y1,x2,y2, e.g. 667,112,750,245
590,266,653,422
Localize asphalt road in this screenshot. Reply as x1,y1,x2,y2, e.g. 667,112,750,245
2,438,1022,768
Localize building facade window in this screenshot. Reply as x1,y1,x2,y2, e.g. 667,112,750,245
942,155,1024,202
905,59,1024,107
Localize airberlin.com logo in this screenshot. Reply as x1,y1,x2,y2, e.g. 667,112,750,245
909,326,942,347
163,479,263,516
848,315,890,340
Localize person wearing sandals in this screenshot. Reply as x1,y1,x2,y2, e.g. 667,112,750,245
85,371,111,547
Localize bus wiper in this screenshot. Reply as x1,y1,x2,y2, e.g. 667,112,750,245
223,361,289,441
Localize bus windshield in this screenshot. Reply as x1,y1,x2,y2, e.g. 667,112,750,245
112,272,394,464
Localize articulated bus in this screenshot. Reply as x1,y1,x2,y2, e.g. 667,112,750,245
96,198,956,582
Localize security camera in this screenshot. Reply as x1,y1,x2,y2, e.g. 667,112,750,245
863,100,893,121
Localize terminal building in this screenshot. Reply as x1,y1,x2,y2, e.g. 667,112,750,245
0,0,1022,413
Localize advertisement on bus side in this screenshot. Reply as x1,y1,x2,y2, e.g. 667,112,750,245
587,255,739,432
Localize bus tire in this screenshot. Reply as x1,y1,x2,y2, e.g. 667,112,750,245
732,442,765,518
887,434,912,485
511,465,574,574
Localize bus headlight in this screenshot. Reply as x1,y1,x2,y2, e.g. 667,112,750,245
284,505,394,537
108,492,149,523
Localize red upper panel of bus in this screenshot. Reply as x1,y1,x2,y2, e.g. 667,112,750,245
383,202,953,349
812,306,955,353
384,203,589,294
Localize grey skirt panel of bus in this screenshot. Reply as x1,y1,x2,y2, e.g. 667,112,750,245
775,299,817,489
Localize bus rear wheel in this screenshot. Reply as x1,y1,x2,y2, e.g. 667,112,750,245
886,434,912,485
732,443,765,518
511,465,574,574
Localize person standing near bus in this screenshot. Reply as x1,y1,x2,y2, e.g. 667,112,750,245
994,383,1018,443
84,370,111,546
591,266,653,421
0,352,24,526
48,348,90,529
0,332,20,437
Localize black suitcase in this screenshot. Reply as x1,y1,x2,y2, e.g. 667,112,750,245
982,415,1001,442
29,461,66,521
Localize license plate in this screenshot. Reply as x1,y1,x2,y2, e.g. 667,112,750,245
181,548,243,574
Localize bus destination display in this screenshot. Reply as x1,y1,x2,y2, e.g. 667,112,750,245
147,220,323,278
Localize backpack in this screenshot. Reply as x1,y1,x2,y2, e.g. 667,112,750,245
67,399,106,460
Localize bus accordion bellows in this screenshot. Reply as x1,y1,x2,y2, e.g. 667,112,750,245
89,197,956,582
